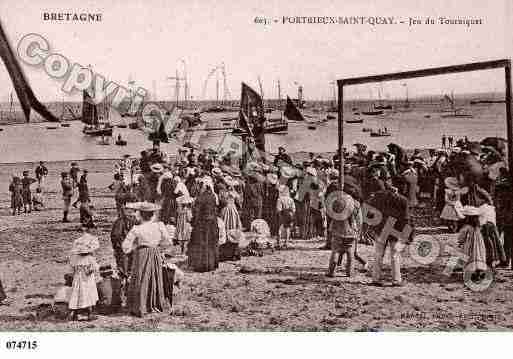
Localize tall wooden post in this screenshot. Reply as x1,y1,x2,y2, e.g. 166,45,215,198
337,81,344,190
505,61,513,184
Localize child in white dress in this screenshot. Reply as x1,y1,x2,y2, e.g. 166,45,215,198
68,233,100,321
440,177,467,232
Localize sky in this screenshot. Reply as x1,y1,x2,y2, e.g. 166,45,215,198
0,0,511,102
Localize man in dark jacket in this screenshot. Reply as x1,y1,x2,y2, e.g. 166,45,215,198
73,170,89,208
366,175,412,287
35,161,48,185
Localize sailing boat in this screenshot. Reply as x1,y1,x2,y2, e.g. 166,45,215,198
374,84,392,110
440,92,472,118
81,89,113,136
362,88,384,115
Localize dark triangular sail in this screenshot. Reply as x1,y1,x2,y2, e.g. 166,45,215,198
81,90,98,126
0,20,59,122
284,96,305,121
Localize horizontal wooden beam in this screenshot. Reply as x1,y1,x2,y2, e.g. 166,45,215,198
338,59,510,86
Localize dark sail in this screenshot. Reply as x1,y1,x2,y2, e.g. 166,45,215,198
148,120,169,143
0,20,59,122
238,82,266,136
284,96,305,122
81,90,98,126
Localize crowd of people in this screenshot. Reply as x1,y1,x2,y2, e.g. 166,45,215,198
3,135,512,319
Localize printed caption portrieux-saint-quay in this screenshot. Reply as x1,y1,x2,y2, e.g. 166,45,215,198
253,16,483,27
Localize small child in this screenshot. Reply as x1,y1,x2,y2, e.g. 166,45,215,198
327,192,362,278
21,170,37,213
32,187,44,211
276,185,296,248
9,176,23,215
68,233,100,321
440,177,466,232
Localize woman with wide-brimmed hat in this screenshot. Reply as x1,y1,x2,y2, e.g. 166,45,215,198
188,176,220,272
122,201,172,317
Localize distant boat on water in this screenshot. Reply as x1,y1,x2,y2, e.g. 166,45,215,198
346,118,363,124
370,128,391,137
470,99,505,105
362,110,384,116
440,92,473,118
81,89,113,137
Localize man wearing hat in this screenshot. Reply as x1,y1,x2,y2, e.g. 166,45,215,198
368,175,411,287
35,161,48,186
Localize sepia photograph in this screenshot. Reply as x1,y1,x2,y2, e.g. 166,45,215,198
0,0,512,352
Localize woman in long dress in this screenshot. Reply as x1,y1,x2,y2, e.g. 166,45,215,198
220,179,242,232
122,202,172,317
188,177,220,272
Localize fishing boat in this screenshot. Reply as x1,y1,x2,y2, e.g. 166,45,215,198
373,85,392,110
470,99,505,105
115,139,127,146
362,110,384,116
81,89,113,137
346,118,364,124
440,92,472,118
116,124,127,128
46,126,58,130
370,128,391,137
232,120,288,135
362,127,372,132
60,123,70,127
327,114,336,120
307,125,317,130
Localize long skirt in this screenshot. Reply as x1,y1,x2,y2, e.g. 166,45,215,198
221,203,242,232
460,224,488,272
188,219,219,272
127,247,166,316
176,214,192,245
160,196,177,225
481,222,506,266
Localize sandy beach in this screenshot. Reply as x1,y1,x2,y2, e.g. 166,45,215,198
1,158,513,331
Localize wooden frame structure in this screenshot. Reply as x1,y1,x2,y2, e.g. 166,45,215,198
337,59,513,188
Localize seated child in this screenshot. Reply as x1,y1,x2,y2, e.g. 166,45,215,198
32,187,44,211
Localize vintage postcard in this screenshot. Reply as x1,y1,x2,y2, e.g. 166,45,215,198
0,0,512,355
